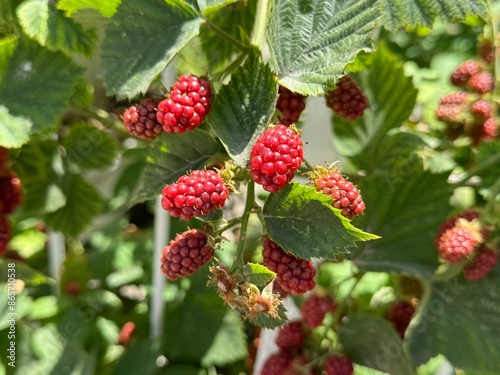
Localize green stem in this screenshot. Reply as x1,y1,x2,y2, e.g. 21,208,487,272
231,180,255,272
251,0,273,47
453,152,500,185
303,159,315,172
484,175,500,217
215,217,241,236
204,19,249,52
487,0,500,99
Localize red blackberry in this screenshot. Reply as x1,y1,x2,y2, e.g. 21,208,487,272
64,281,82,296
117,322,136,346
435,210,480,248
435,104,468,124
439,92,470,105
437,220,483,264
323,354,354,375
0,147,8,174
0,170,22,214
275,321,305,351
260,351,311,375
312,167,365,219
276,86,306,125
273,279,290,298
122,98,163,140
482,117,498,141
450,60,482,86
387,301,415,338
325,76,368,120
161,170,229,221
478,40,495,65
160,229,214,281
249,125,304,192
471,99,491,119
157,75,211,134
468,71,494,94
262,237,316,295
301,293,336,328
463,246,498,281
0,215,10,255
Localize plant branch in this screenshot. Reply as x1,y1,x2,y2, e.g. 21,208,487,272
231,180,255,271
453,151,500,185
251,0,273,47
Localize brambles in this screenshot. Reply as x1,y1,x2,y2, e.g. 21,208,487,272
161,170,229,221
387,301,416,338
301,293,337,329
325,76,368,120
157,75,212,134
276,86,306,125
160,229,214,281
249,124,304,192
463,246,498,281
262,237,316,294
122,98,163,140
311,166,365,219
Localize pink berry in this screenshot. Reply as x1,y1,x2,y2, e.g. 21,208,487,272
123,98,163,140
301,293,337,328
463,246,498,281
325,76,368,120
276,86,306,125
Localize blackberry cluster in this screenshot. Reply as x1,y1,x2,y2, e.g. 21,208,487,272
259,351,311,375
249,125,304,192
436,44,498,145
161,170,229,221
325,76,368,120
262,237,316,295
275,321,306,351
160,229,214,280
0,150,22,256
463,246,498,281
157,75,212,134
323,354,354,375
122,98,163,140
276,86,306,125
386,301,415,338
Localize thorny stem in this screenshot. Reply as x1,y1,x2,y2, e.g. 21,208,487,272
215,217,241,235
231,180,256,272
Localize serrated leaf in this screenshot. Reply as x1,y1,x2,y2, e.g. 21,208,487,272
263,183,379,260
207,50,277,166
0,38,84,133
0,105,32,148
252,300,288,329
101,0,202,99
57,0,121,17
352,134,451,279
10,141,48,183
267,0,379,95
70,76,94,107
0,37,18,78
17,0,96,56
379,0,489,32
140,129,221,200
64,123,121,171
408,269,500,374
338,313,415,375
332,45,418,171
475,140,500,187
44,174,103,237
243,262,276,286
28,296,72,320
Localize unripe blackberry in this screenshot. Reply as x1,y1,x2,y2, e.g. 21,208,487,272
323,354,354,375
463,246,498,281
437,220,483,264
450,60,482,86
440,92,470,105
482,117,498,141
471,99,491,119
160,229,214,281
117,322,136,346
260,351,312,375
301,293,336,328
161,170,229,221
435,103,468,124
435,210,480,248
64,281,82,296
312,167,365,219
249,125,304,192
468,71,494,94
275,321,305,351
157,75,211,134
387,301,415,338
0,170,22,214
276,86,306,125
325,76,368,120
122,98,163,140
0,215,10,255
262,237,316,295
478,40,495,64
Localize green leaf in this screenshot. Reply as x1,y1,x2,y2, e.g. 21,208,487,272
44,174,103,237
0,37,18,78
57,0,122,17
352,134,451,279
0,38,84,133
207,50,277,167
416,355,447,375
332,45,418,171
243,262,276,286
17,0,96,56
408,269,500,374
0,259,54,286
27,296,72,320
113,339,160,375
379,0,489,32
0,105,32,148
338,313,415,375
252,299,288,329
140,129,222,200
64,123,121,171
267,0,379,95
10,140,48,183
263,183,379,260
101,0,202,99
475,140,500,188
198,0,239,13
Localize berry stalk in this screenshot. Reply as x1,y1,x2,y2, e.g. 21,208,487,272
231,180,256,272
251,0,273,48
